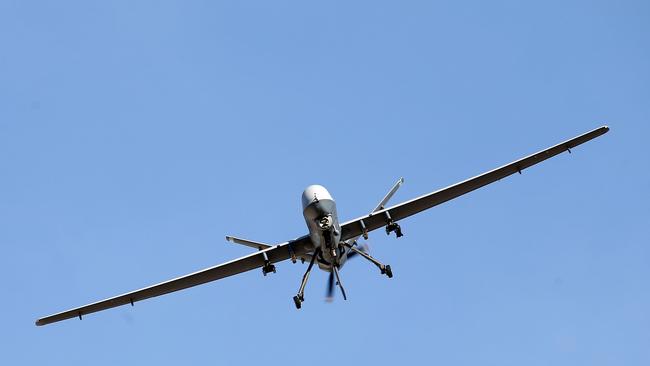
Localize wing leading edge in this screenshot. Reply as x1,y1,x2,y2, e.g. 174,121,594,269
340,126,609,241
35,236,312,326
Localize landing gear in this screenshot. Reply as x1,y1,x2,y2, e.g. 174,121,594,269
293,248,320,310
345,243,394,278
331,264,348,300
381,264,393,278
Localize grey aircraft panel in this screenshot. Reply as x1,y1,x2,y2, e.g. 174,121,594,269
339,126,609,241
35,235,313,326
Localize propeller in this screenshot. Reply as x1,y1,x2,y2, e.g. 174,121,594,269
325,271,335,302
324,241,370,302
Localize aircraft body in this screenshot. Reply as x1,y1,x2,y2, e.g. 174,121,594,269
36,126,609,326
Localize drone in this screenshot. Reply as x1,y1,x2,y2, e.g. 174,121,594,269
36,126,609,326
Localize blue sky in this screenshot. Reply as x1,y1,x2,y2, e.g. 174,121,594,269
1,1,649,365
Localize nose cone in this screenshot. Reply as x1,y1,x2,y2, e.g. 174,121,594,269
302,185,334,210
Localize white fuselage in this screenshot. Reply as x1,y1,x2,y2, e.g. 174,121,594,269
301,185,348,271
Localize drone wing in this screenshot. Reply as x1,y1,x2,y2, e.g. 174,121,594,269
340,126,609,241
36,236,312,326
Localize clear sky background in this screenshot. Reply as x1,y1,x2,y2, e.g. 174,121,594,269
1,1,648,365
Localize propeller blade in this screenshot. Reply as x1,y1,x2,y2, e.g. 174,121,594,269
358,242,370,253
325,272,334,302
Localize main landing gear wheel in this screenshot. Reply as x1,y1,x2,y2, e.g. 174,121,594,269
381,265,393,278
293,296,302,309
